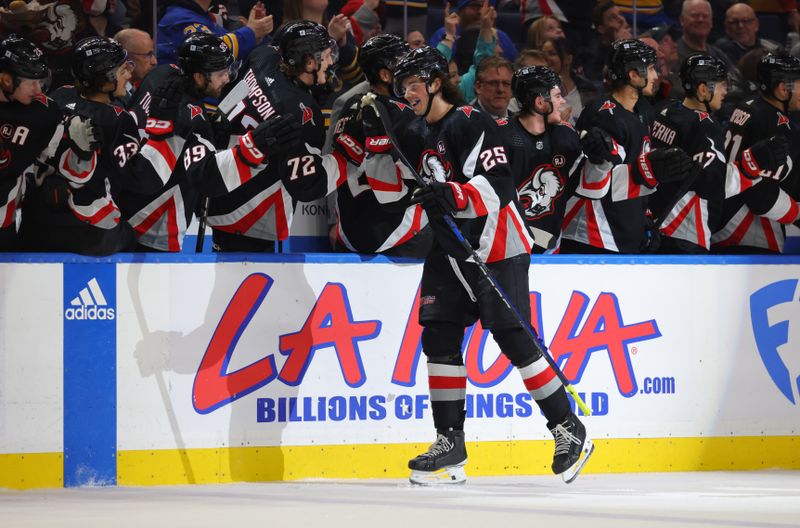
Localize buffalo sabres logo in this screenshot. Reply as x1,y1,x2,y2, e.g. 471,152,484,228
419,150,452,183
777,113,790,127
189,105,204,120
517,164,564,220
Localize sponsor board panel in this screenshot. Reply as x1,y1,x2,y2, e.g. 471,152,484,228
0,264,63,455
116,262,800,457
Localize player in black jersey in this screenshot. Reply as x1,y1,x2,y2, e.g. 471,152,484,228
329,34,432,257
20,37,174,255
0,35,63,250
650,55,793,253
562,39,692,254
208,21,342,252
389,47,592,486
713,53,800,253
121,33,300,252
497,65,583,253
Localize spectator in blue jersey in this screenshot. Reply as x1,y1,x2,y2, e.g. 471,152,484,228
428,0,519,65
156,0,274,64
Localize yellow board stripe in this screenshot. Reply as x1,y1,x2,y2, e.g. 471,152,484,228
5,437,797,489
117,436,800,486
0,452,63,489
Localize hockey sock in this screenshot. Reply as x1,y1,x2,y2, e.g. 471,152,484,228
518,356,571,424
427,361,467,433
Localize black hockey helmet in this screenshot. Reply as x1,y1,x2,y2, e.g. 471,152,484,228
272,21,338,70
178,32,234,76
72,36,128,91
756,52,800,97
680,54,727,95
359,34,410,85
0,34,50,81
606,39,657,85
512,65,562,113
392,46,449,98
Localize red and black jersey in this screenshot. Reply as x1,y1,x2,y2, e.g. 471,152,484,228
0,95,62,232
405,105,533,263
207,45,339,242
332,93,429,255
713,97,800,252
496,117,583,253
562,96,658,254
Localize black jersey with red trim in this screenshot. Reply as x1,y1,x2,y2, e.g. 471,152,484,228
207,45,335,242
496,116,583,253
405,105,533,263
35,90,172,252
713,97,800,252
562,96,657,253
122,64,270,251
0,95,62,231
331,93,430,255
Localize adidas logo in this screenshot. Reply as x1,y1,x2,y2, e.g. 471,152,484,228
65,278,115,321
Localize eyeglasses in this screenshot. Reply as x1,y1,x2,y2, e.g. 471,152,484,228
727,17,756,26
478,79,512,89
128,50,156,59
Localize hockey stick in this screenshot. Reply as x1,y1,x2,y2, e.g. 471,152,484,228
361,94,592,416
195,197,210,253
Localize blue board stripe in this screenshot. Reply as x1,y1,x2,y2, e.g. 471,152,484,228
63,263,117,487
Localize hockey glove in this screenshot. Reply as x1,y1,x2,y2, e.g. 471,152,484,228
249,113,302,158
634,147,692,187
580,127,615,164
739,136,789,179
146,73,185,138
210,111,232,150
410,181,469,218
362,104,392,154
65,114,103,161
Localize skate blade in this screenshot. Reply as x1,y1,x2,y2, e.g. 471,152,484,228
561,438,595,484
409,463,467,486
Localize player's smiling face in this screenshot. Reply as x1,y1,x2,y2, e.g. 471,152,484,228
400,76,429,115
11,77,45,104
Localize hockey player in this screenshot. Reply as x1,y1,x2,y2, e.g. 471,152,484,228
497,65,583,253
389,46,593,485
20,37,176,255
561,39,693,254
208,21,341,252
330,34,432,257
712,53,800,253
650,55,792,253
121,33,302,252
0,35,63,250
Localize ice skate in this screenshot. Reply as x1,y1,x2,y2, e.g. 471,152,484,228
549,414,594,484
408,430,467,485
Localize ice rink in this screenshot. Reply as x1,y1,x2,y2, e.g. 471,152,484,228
2,471,798,528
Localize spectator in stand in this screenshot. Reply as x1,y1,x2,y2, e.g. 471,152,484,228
519,0,595,53
407,30,427,49
339,0,382,44
526,15,565,51
515,49,549,68
715,2,780,65
77,0,123,39
638,35,673,103
472,56,514,118
157,0,273,64
542,37,596,124
114,29,156,89
429,0,519,65
575,1,632,85
434,0,497,102
676,0,733,71
748,0,800,40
